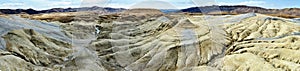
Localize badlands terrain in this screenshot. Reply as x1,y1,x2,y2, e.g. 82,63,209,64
0,6,300,71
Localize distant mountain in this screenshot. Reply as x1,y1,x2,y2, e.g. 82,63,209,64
160,9,180,13
0,6,126,14
181,5,300,18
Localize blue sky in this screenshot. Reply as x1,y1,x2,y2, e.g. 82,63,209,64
0,0,299,10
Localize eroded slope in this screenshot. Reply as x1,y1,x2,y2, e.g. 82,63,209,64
90,13,300,71
224,14,300,71
91,12,232,71
0,12,300,71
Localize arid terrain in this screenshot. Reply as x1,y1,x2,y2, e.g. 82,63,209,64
0,6,300,71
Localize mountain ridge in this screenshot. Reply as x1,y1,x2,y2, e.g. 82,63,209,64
181,5,300,18
0,6,125,14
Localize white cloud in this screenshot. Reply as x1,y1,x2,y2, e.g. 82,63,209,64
80,0,110,7
0,2,32,9
190,0,219,6
50,1,72,6
129,1,178,9
217,1,266,6
0,2,24,7
79,0,196,9
28,0,81,10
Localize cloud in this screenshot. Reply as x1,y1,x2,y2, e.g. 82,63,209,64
24,0,81,10
79,0,196,9
50,1,72,6
129,1,178,9
80,0,115,7
0,2,24,7
0,2,32,9
190,0,219,6
217,1,266,6
107,0,196,9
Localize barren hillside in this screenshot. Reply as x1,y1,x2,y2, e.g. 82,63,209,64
0,9,300,71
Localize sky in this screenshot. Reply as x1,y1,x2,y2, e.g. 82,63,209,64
0,0,299,10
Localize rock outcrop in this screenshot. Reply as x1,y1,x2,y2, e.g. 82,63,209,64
0,15,73,70
223,14,300,71
1,29,72,71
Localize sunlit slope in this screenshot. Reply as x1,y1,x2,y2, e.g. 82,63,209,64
92,13,300,71
223,14,300,71
0,12,299,71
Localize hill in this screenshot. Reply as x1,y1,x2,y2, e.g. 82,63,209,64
0,6,125,14
181,5,300,18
